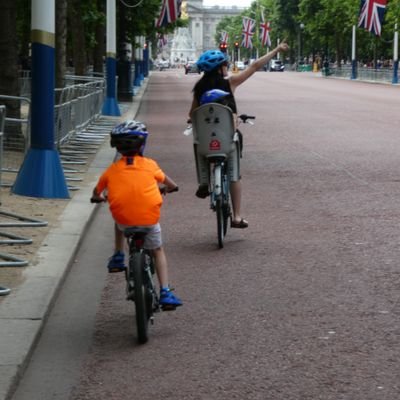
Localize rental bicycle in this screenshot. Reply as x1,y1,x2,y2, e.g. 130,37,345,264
191,103,254,248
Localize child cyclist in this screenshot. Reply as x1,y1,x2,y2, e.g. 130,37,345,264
91,120,182,308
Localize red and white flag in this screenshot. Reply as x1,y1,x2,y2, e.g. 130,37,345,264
259,8,271,47
358,0,387,36
220,31,229,46
155,0,182,28
241,17,256,49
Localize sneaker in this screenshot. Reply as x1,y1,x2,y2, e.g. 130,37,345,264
159,288,182,309
107,251,126,273
195,184,209,199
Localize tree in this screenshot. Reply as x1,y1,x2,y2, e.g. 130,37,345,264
68,0,87,76
0,0,20,121
299,0,359,64
56,0,68,89
93,0,106,75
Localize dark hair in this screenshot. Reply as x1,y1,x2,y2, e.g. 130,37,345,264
193,68,231,104
192,68,237,113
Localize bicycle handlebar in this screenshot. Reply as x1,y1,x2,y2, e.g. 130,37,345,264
90,186,179,203
159,186,179,195
90,197,106,203
188,113,255,126
239,114,256,123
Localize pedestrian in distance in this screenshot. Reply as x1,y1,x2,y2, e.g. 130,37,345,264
188,41,289,229
90,120,182,308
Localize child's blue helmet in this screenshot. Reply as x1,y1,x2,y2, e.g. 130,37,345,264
110,120,148,155
196,50,228,72
200,89,231,105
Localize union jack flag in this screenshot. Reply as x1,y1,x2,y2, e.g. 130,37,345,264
242,17,256,49
155,0,182,28
220,31,229,46
358,0,387,36
259,9,271,47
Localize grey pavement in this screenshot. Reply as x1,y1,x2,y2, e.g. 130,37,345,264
0,79,149,400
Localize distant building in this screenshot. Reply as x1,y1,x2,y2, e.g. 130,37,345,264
186,0,245,56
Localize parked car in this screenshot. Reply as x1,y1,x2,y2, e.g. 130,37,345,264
157,59,170,71
268,59,285,72
184,62,200,74
235,61,246,71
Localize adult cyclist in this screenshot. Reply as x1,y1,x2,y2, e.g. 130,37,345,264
188,41,289,229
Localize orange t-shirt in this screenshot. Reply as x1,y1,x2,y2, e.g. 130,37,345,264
96,156,166,226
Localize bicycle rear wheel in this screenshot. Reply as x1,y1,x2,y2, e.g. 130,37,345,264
216,198,225,248
131,251,150,344
221,171,230,236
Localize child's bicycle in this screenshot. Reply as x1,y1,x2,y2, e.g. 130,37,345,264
91,186,178,344
191,103,255,248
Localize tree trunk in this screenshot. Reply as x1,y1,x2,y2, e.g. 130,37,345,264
68,0,87,76
93,0,105,76
56,0,68,90
0,0,20,119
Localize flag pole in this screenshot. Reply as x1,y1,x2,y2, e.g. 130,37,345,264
351,25,357,80
393,23,398,84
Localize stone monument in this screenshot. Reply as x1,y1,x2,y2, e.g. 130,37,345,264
170,27,197,65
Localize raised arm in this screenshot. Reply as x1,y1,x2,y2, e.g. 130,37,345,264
229,41,289,91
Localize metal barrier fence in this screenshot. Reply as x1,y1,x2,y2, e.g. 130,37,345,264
19,70,31,97
325,65,395,83
0,95,31,176
0,104,48,268
55,76,106,148
0,74,106,186
0,106,5,186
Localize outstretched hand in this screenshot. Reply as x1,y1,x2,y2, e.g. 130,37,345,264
278,41,289,53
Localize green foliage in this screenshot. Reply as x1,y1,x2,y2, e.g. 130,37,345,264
11,0,400,68
214,0,400,64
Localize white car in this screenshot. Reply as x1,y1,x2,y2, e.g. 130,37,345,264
268,59,285,72
157,60,170,70
235,61,245,70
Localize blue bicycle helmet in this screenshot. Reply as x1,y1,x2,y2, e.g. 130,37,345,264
196,50,228,72
110,120,148,155
200,89,231,105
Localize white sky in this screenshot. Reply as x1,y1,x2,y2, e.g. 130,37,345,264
202,0,252,7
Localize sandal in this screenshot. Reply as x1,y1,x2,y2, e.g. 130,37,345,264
231,219,248,229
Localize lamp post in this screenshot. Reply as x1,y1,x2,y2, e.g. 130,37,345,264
298,23,304,71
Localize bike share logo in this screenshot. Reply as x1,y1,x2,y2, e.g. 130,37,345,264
209,139,221,151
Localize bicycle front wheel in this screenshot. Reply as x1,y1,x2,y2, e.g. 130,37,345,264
131,251,150,344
